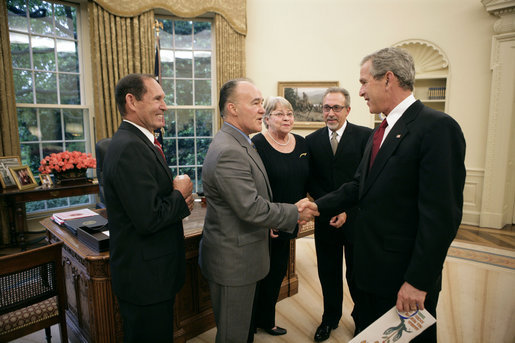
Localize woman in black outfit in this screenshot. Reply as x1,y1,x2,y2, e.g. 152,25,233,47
250,96,309,338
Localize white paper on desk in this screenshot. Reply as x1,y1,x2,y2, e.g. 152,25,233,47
349,306,436,343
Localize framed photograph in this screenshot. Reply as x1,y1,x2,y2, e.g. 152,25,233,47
40,174,54,187
0,156,22,188
9,165,38,190
278,81,339,129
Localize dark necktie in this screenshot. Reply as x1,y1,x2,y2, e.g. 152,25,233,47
154,137,166,161
330,131,338,155
369,119,388,169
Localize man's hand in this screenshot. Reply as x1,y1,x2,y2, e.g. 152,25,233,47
174,174,193,210
396,281,427,312
295,198,319,224
329,212,347,228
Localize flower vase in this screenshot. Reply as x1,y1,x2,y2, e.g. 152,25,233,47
54,169,88,185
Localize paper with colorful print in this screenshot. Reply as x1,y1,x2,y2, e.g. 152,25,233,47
349,306,436,343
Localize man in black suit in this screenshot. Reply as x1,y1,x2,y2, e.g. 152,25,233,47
306,88,371,342
300,47,466,343
103,73,194,342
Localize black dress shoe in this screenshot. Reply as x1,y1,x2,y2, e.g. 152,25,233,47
314,323,337,342
261,326,287,336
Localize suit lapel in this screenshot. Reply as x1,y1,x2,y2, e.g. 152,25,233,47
222,125,273,198
361,101,422,197
121,122,174,182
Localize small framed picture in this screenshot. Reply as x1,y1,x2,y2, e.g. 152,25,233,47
40,174,53,187
0,156,22,188
9,165,38,190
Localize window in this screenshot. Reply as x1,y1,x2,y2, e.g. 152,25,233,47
157,18,215,194
8,0,93,212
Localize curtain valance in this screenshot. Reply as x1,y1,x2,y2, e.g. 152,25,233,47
90,0,247,35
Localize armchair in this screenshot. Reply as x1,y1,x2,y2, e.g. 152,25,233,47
0,242,68,342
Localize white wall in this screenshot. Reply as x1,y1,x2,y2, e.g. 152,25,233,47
245,0,496,170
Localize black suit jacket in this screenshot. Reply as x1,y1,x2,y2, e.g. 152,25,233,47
306,122,372,237
316,101,466,296
103,121,190,305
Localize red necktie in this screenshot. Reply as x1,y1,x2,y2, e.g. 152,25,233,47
369,119,388,169
154,137,166,161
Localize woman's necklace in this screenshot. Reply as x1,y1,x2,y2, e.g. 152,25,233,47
267,131,290,146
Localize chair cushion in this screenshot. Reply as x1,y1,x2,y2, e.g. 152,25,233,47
0,296,58,336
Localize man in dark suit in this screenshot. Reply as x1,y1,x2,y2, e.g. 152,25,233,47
306,87,371,342
103,73,194,342
199,78,318,343
300,47,466,343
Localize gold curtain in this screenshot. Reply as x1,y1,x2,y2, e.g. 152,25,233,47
89,3,155,140
90,0,246,138
215,13,246,127
0,0,20,157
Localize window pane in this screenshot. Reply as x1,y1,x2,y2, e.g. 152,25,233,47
17,107,39,141
47,198,69,208
176,51,192,78
160,20,173,49
65,141,85,152
176,80,192,105
28,0,54,35
20,143,41,171
35,71,57,103
161,78,175,106
178,139,194,166
42,142,62,156
161,49,174,77
197,138,211,165
195,80,211,106
194,51,211,78
32,36,55,71
177,109,194,137
163,109,176,137
54,3,76,38
13,69,33,103
57,39,78,72
163,139,177,165
174,21,192,49
196,109,213,136
10,32,31,68
27,201,46,212
69,195,89,206
197,166,203,194
7,0,28,32
64,109,84,140
194,22,211,49
59,73,80,104
40,108,61,140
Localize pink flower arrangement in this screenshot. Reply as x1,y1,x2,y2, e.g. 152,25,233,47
39,151,96,174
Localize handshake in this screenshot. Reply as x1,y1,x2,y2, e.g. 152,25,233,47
295,198,319,224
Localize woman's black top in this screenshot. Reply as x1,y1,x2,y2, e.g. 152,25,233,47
251,132,310,239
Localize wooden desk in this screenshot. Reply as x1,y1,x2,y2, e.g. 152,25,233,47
0,181,99,248
41,203,299,342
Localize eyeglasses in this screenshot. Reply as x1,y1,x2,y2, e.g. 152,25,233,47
322,105,348,113
270,111,294,118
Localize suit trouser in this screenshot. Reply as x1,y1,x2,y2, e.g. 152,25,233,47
117,297,175,343
352,286,439,343
208,280,257,343
253,237,291,329
314,220,355,327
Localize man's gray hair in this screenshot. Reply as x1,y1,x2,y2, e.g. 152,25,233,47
361,47,416,91
322,87,351,107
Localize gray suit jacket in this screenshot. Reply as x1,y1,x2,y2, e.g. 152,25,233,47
199,124,298,286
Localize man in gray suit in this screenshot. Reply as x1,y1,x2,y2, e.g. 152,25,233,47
199,78,318,343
